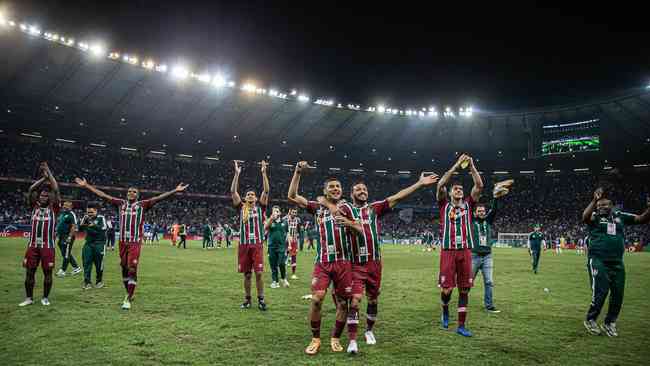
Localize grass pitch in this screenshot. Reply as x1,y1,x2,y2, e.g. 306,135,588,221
1,239,649,366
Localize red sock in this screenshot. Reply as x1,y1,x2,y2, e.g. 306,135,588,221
458,291,469,326
127,280,137,300
292,266,296,274
311,320,321,338
347,305,359,341
332,320,346,338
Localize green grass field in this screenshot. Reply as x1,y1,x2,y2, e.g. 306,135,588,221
1,239,649,366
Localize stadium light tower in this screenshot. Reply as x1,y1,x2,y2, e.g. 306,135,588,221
213,73,226,88
89,43,105,57
171,65,189,80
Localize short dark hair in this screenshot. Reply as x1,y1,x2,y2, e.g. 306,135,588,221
475,203,486,209
323,177,340,188
352,180,366,189
245,189,256,195
450,181,463,188
87,202,98,209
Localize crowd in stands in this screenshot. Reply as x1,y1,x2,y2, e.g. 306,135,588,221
1,140,649,245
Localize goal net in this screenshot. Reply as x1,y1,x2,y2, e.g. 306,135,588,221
497,233,530,248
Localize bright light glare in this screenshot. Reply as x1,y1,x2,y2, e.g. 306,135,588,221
89,44,105,57
142,59,155,69
242,83,257,92
171,65,189,79
377,105,386,113
197,73,211,83
298,95,310,102
212,74,226,87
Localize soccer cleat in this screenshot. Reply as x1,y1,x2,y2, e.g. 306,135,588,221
240,301,251,309
121,299,131,310
330,338,344,352
305,338,321,355
281,279,290,288
258,300,267,311
72,267,82,275
441,313,449,330
486,306,501,313
347,340,359,354
55,269,66,277
291,274,298,280
583,320,601,335
83,283,92,290
18,298,34,307
364,330,377,345
456,326,473,337
95,282,104,289
41,298,50,306
601,322,618,337
270,282,279,289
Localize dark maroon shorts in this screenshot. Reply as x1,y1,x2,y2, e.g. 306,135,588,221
238,244,264,273
351,260,383,299
438,249,473,289
311,261,352,298
119,241,142,269
23,247,55,270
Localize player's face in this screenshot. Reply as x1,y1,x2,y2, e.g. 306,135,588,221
127,187,139,201
596,199,613,216
273,207,281,216
245,191,257,204
63,201,73,210
323,180,342,201
38,190,50,206
451,185,464,200
289,209,297,217
475,206,486,218
534,227,540,232
87,207,97,218
351,183,368,204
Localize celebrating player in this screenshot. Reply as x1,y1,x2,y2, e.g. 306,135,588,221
471,180,512,314
581,188,650,337
231,160,269,311
288,161,364,356
178,223,187,249
333,172,439,349
286,208,301,280
528,225,544,274
74,177,188,310
55,200,82,277
435,154,484,337
224,223,233,248
265,206,289,288
78,203,107,290
19,162,60,307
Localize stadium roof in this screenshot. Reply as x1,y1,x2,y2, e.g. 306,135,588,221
1,24,649,171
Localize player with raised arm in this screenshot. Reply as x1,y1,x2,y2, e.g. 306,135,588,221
288,161,364,356
19,163,60,307
286,208,302,280
581,188,650,337
471,180,513,314
435,154,484,337
231,160,269,311
528,225,544,274
74,177,188,310
333,172,439,350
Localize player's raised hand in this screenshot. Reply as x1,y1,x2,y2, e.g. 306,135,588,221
175,183,189,192
295,161,313,173
418,172,439,187
233,160,242,175
594,187,604,201
260,160,269,174
454,154,468,169
74,177,88,187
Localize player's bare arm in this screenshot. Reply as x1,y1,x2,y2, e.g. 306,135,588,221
633,196,650,224
334,214,364,235
287,161,311,208
436,154,466,202
264,209,279,231
75,177,120,202
582,188,603,223
231,161,242,207
386,172,439,208
260,160,270,207
148,183,189,205
26,176,47,207
468,157,484,202
41,162,61,206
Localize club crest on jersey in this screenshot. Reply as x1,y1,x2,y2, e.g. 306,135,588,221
449,207,466,220
311,277,318,285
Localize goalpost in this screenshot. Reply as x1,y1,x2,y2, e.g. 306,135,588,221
497,233,530,248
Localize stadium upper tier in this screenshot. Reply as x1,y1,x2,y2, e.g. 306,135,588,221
1,24,649,169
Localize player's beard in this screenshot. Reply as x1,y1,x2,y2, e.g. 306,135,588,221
352,195,367,206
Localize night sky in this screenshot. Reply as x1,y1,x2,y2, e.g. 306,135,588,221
5,1,650,111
